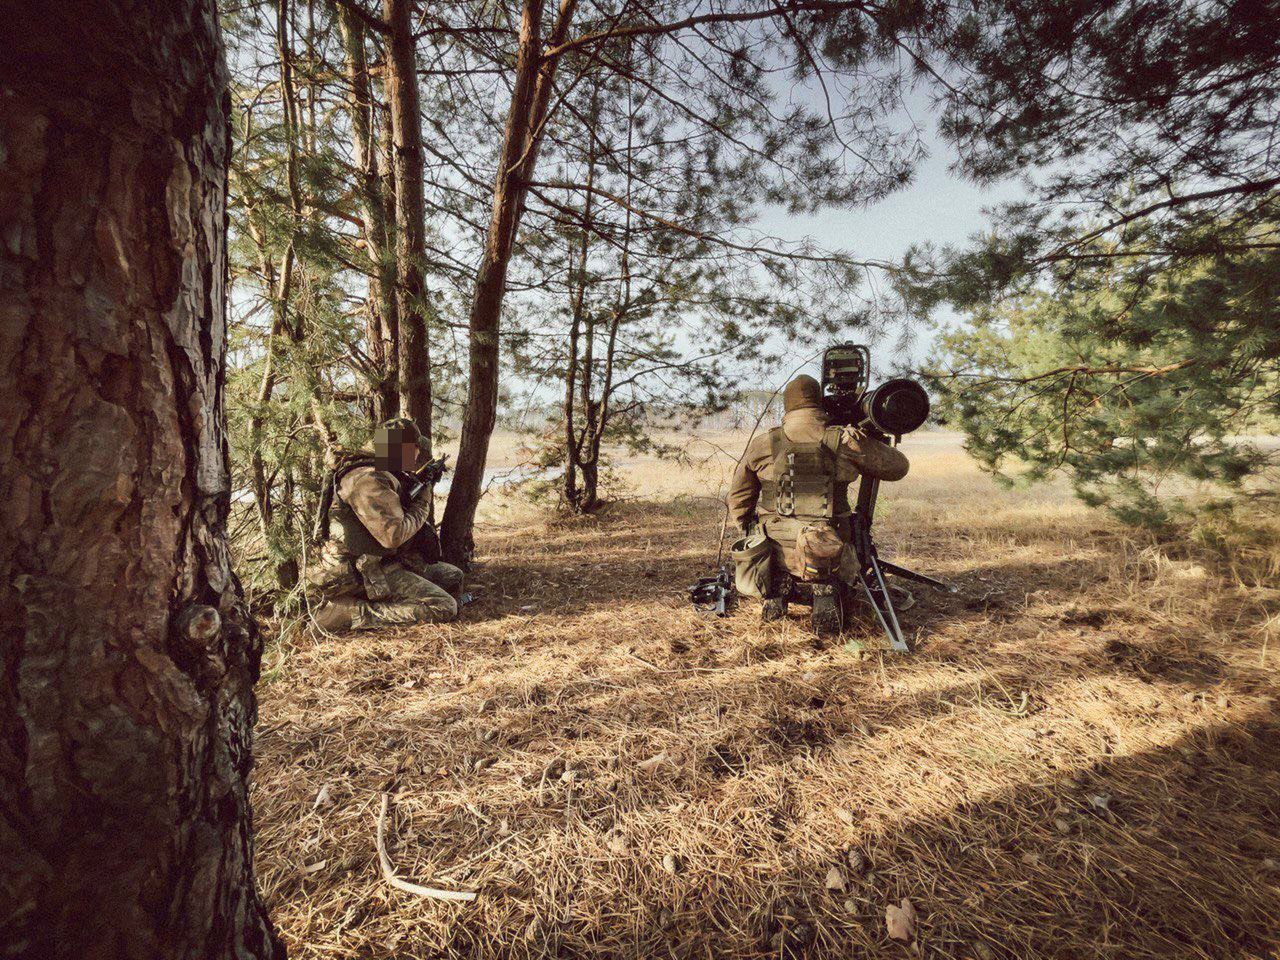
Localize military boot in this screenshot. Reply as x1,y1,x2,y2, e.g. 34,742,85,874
311,598,356,633
761,597,789,622
810,582,845,636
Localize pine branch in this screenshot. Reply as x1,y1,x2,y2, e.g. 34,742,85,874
543,1,873,60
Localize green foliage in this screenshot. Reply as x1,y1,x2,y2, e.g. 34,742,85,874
918,0,1280,294
926,239,1280,534
908,0,1280,573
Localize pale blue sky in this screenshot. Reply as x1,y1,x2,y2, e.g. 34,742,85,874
750,87,1027,381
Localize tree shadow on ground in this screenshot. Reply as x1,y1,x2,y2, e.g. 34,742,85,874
600,720,1280,960
256,497,1280,960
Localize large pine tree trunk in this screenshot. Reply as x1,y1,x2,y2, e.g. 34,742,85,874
440,0,577,564
383,0,431,438
0,2,281,957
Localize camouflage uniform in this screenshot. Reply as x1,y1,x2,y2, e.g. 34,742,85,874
727,375,908,591
308,463,463,629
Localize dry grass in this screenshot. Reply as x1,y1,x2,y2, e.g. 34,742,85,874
252,432,1280,959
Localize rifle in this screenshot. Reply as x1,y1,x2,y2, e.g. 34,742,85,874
405,454,449,499
821,343,954,653
403,454,450,561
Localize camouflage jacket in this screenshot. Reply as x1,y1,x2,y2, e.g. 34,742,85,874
329,465,431,560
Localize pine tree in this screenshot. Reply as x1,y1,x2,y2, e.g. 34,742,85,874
913,0,1279,555
0,1,281,954
927,238,1279,557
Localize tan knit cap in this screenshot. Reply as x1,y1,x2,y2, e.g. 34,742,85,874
782,375,822,413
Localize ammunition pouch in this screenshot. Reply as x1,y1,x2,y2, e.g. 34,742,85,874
795,521,845,579
730,531,773,598
405,518,442,565
763,514,851,581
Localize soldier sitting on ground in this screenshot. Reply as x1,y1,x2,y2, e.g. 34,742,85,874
307,418,464,631
727,374,911,621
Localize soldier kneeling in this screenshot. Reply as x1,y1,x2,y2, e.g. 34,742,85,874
726,375,911,622
307,418,464,631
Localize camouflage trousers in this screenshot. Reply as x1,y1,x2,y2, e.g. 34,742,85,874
763,535,905,591
307,551,464,629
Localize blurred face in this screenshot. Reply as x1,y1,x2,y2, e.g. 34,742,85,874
374,428,422,472
398,440,421,472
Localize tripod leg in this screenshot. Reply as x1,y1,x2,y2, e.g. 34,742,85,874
879,560,955,593
856,556,912,654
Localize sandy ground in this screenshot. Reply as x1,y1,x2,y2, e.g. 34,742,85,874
252,431,1280,959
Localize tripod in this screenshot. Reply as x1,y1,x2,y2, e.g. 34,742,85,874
846,473,953,652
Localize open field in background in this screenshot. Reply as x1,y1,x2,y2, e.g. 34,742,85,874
252,432,1280,959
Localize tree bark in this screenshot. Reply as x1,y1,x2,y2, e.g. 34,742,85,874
383,0,431,438
441,0,578,564
0,2,281,957
338,2,400,424
377,87,402,414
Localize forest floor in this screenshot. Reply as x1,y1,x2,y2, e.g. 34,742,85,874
251,431,1280,960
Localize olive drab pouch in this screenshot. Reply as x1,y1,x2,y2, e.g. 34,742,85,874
730,531,773,598
795,520,845,580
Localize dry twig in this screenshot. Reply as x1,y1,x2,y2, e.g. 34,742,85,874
375,793,478,903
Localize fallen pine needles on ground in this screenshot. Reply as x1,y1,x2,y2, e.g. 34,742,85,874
252,434,1280,959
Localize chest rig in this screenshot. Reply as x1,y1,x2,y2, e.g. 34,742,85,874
757,426,852,578
757,426,850,520
327,461,417,559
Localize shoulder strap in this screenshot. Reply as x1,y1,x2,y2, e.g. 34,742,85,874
333,455,376,487
768,426,785,457
821,426,844,460
756,428,786,514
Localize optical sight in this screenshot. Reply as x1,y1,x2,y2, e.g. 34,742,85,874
820,344,930,437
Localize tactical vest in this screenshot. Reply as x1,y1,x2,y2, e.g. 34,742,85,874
323,459,418,559
757,425,851,520
756,426,851,570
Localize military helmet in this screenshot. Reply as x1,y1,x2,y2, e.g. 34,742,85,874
374,417,430,455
